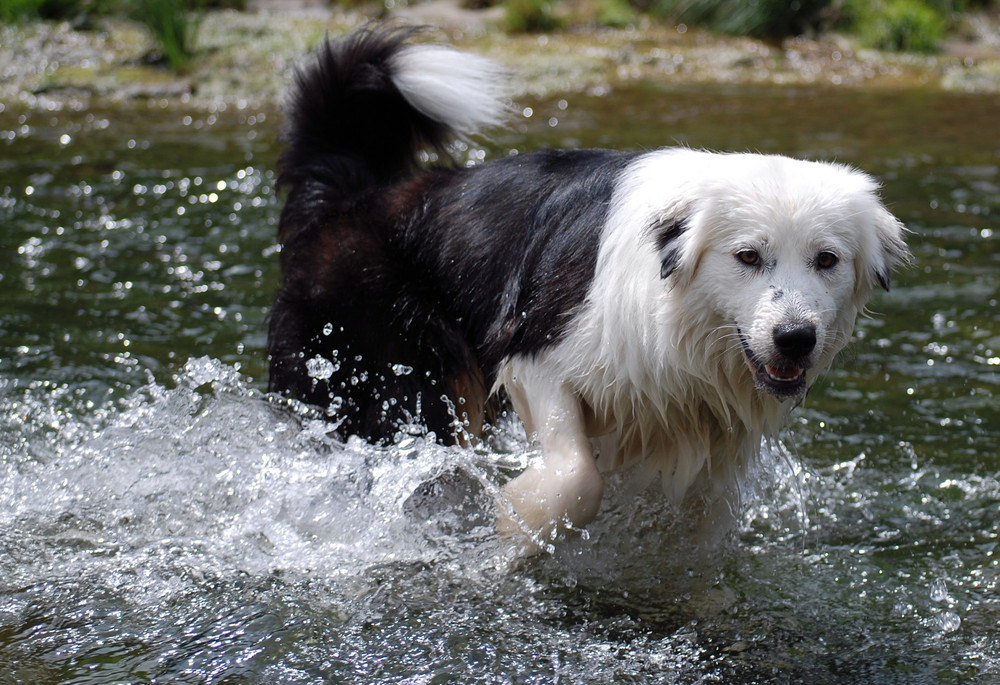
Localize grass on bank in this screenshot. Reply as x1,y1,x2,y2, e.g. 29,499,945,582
2,0,998,64
502,0,636,32
0,0,240,70
844,0,947,52
504,0,990,54
135,0,203,71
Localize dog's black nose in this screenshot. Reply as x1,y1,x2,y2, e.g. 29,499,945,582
773,323,816,358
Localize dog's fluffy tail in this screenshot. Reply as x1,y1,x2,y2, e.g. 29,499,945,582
277,25,507,211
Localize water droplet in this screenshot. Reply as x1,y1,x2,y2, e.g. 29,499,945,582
933,611,961,635
929,577,949,602
391,364,413,376
306,355,336,380
322,322,334,336
891,600,912,617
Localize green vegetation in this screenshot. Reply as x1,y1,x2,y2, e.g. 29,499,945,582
0,0,106,22
0,0,242,22
503,0,562,32
593,0,635,27
649,0,831,39
843,0,946,52
0,0,244,70
500,0,991,52
135,0,203,71
648,0,953,51
1,0,997,55
503,0,636,32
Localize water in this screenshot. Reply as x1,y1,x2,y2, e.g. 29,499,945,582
1,83,998,683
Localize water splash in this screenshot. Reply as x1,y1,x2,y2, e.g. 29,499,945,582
3,356,1000,681
0,356,793,682
305,354,338,381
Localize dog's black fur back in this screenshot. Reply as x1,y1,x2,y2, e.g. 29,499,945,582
269,26,633,443
275,26,450,244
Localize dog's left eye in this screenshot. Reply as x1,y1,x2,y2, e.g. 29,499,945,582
736,250,761,267
815,251,839,269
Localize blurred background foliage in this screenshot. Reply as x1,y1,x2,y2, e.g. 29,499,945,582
0,0,997,67
501,0,996,52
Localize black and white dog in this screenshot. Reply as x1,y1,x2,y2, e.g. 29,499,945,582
268,26,909,551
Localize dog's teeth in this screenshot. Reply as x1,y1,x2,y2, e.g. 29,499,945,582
766,366,802,381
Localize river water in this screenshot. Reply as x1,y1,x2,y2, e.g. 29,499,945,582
1,82,998,683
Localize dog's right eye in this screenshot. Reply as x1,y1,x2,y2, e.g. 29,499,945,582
736,250,761,267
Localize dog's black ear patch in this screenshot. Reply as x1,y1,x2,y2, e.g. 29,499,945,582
873,213,911,292
876,268,891,292
652,216,689,279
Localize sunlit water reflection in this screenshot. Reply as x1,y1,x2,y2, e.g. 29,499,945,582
1,85,998,682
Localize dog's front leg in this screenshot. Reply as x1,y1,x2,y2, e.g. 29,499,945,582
497,361,604,554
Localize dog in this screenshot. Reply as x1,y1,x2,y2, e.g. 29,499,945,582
268,25,910,553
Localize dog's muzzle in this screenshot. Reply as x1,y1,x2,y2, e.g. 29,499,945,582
739,323,816,397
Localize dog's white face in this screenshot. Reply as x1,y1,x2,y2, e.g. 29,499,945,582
660,154,909,401
698,216,859,398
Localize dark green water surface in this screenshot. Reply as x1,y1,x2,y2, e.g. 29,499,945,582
0,83,998,683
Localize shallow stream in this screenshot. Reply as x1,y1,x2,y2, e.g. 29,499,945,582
1,82,998,683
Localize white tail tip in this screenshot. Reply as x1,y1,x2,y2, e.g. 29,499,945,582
389,44,510,138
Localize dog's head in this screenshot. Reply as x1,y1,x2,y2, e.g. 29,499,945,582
652,153,909,400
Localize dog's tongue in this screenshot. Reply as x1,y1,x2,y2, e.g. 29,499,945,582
766,365,803,381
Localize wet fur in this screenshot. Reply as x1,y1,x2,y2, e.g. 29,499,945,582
269,26,910,552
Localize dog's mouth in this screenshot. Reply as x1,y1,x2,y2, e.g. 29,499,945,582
738,329,808,398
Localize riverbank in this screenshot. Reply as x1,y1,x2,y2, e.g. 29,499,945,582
1,2,999,111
